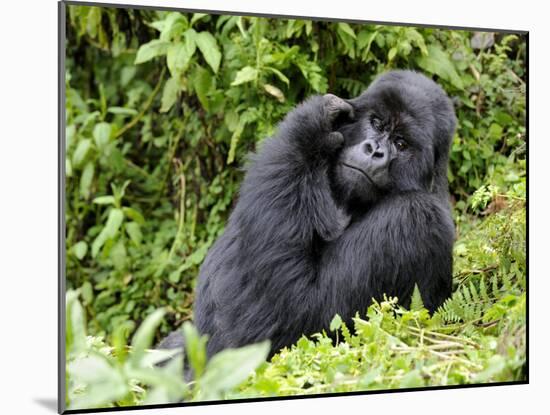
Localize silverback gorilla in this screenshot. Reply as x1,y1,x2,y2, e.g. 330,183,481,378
160,70,456,359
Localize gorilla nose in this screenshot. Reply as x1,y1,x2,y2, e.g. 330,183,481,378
363,139,387,162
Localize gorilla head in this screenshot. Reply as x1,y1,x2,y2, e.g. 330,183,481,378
332,70,456,207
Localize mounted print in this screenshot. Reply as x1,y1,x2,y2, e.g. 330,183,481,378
59,1,528,413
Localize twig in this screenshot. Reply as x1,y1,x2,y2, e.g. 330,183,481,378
115,66,166,139
408,326,480,348
167,159,186,264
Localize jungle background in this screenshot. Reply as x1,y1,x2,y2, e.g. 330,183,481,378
64,4,527,409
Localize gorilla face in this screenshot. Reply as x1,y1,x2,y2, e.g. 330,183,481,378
332,71,454,206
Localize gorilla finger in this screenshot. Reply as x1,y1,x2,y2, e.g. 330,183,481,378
326,131,345,150
323,94,355,121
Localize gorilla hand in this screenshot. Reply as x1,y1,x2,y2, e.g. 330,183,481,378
277,93,355,165
323,93,355,124
320,94,355,155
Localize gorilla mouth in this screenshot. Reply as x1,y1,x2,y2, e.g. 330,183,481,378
341,163,376,186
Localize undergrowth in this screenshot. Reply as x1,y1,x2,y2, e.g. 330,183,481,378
66,186,526,409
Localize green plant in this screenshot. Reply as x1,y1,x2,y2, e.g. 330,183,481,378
66,291,270,409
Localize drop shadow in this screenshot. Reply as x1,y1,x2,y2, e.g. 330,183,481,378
34,398,57,412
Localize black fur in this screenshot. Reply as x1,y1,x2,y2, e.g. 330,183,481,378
162,70,456,359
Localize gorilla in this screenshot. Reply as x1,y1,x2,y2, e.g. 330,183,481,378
160,70,456,359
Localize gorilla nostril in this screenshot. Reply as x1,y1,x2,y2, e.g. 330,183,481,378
364,143,373,154
372,150,385,159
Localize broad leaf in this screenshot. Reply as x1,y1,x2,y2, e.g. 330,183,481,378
72,139,92,168
130,308,166,367
79,162,94,199
91,208,124,257
193,66,214,111
72,241,88,260
199,341,270,400
338,22,357,39
160,77,180,113
195,31,221,73
92,122,111,150
92,195,115,205
135,39,170,64
231,66,258,86
416,45,464,90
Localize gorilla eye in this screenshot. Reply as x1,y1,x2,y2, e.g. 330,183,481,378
395,138,408,151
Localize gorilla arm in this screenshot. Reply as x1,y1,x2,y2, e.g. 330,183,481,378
194,94,354,356
237,95,353,242
319,191,455,319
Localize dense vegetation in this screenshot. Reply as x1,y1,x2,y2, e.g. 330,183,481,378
64,4,526,409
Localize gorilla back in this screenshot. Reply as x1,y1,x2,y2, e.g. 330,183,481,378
192,70,456,358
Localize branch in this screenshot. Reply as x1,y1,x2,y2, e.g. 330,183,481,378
115,66,167,139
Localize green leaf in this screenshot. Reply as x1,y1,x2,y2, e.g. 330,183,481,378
125,221,142,246
92,122,111,150
107,107,138,116
473,355,506,382
81,281,93,304
264,67,289,86
110,239,127,270
193,66,214,111
112,320,135,364
227,120,244,164
330,314,343,332
65,158,72,177
135,39,170,64
122,207,145,225
160,77,180,113
338,22,357,39
164,29,197,78
79,162,94,199
130,309,166,367
66,124,76,148
416,45,464,90
103,209,124,237
190,13,208,27
410,284,425,311
199,341,270,400
399,369,424,388
86,7,101,38
159,12,188,41
168,269,182,284
91,208,124,258
68,354,128,409
72,138,92,168
405,28,428,55
183,322,209,378
92,195,115,205
66,290,87,355
166,43,191,77
231,66,258,86
195,31,221,73
72,241,88,260
488,123,503,140
184,29,197,56
224,110,239,132
388,47,398,61
130,358,187,405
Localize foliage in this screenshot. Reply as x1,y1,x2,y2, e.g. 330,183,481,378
66,291,270,409
66,190,526,407
64,4,526,408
